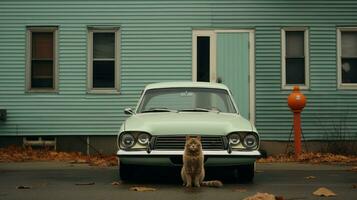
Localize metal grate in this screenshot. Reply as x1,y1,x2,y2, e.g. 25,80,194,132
153,136,225,150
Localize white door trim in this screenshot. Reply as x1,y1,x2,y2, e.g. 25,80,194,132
192,29,256,124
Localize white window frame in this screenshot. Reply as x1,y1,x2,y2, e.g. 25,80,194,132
26,26,59,93
281,27,309,90
337,27,357,89
87,27,120,94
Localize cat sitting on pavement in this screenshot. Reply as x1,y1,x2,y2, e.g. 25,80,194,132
181,136,223,188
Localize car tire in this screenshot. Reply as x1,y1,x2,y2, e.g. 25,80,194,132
119,163,133,181
234,163,255,183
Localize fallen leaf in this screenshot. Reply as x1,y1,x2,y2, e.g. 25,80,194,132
312,187,336,197
305,176,316,180
17,185,31,189
351,166,357,172
275,196,285,200
112,181,121,185
75,182,95,186
130,186,156,192
352,184,357,189
243,192,276,200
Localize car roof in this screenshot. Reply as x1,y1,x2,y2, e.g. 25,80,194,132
144,81,230,90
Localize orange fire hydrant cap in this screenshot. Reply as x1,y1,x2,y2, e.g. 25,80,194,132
287,86,306,112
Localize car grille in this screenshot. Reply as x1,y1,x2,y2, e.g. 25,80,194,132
153,136,225,150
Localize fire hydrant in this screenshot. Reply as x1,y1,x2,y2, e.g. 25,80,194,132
287,86,306,158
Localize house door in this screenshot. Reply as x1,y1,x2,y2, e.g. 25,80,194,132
192,30,254,121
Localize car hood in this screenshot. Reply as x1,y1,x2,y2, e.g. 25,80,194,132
123,112,254,136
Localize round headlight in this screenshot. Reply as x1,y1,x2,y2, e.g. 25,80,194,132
229,133,240,145
243,134,257,149
121,133,135,148
138,133,150,145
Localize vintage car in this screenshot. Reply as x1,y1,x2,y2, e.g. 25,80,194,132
117,82,260,182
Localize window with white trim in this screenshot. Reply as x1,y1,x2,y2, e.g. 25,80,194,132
88,28,120,93
281,28,309,89
337,28,357,88
26,27,58,92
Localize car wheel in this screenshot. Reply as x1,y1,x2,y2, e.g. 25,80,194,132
119,163,133,181
234,163,255,183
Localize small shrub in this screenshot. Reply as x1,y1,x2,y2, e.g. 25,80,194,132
319,112,357,155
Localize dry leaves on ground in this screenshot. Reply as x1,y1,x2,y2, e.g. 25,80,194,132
312,187,336,197
112,181,121,186
352,184,357,189
130,186,156,192
275,197,285,200
258,152,357,164
243,192,284,200
305,176,316,180
0,145,117,167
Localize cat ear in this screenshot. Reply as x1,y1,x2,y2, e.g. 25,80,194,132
196,136,201,140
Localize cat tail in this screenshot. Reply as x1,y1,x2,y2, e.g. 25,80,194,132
201,180,223,188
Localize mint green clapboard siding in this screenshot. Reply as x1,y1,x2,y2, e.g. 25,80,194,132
217,32,249,119
0,0,357,141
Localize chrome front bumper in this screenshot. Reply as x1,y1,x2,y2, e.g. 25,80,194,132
117,150,260,166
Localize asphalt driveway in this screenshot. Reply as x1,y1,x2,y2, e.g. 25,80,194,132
0,161,356,200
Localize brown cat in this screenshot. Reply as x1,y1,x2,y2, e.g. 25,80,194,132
181,136,223,188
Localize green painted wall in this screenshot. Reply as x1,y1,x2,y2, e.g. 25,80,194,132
0,0,356,141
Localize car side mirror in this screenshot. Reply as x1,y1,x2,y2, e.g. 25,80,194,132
124,107,134,115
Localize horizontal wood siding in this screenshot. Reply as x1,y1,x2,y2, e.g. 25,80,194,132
0,0,357,141
210,1,357,141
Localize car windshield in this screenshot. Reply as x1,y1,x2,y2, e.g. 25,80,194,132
137,88,237,113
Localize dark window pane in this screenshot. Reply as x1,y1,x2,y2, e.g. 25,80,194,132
341,32,357,57
197,36,210,82
286,31,304,58
342,58,357,83
93,61,115,88
286,58,305,84
31,60,53,88
32,32,53,59
93,33,115,59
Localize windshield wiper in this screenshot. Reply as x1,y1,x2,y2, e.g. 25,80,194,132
141,108,177,113
178,108,218,113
